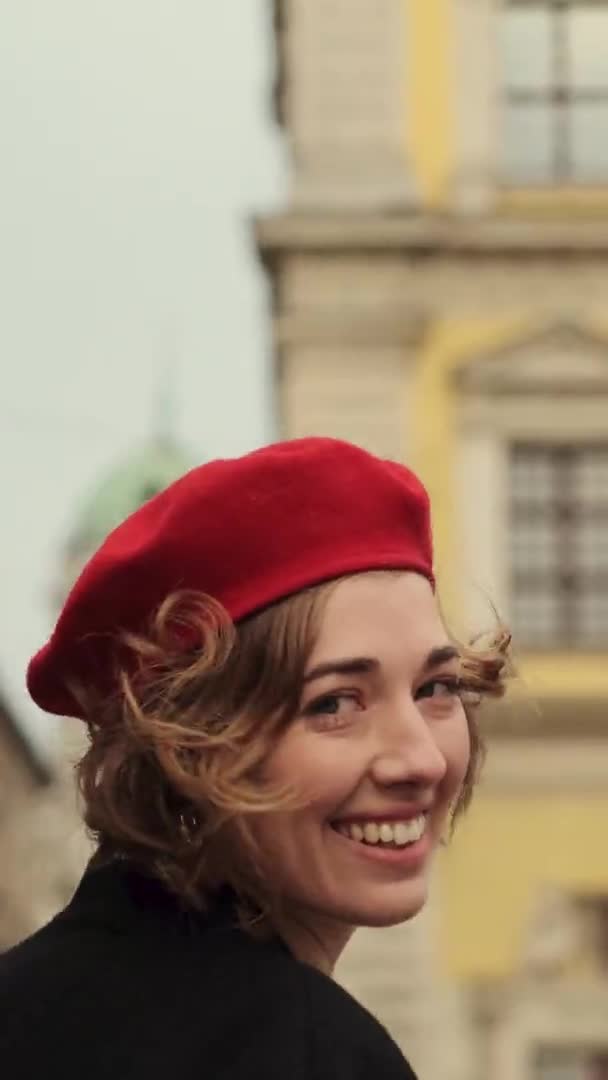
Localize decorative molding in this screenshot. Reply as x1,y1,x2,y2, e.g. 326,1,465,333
459,393,608,439
453,319,608,634
476,979,608,1080
455,323,608,395
522,887,608,982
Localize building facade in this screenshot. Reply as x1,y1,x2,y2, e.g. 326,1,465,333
1,433,194,953
0,689,67,949
257,3,608,1078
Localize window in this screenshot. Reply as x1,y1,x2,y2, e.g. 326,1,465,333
533,1044,608,1079
499,1,608,184
509,444,608,648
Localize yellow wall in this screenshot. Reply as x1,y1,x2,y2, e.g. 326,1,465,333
410,314,530,615
410,313,608,662
406,0,453,207
404,1,608,209
439,792,608,979
411,315,608,977
402,3,608,981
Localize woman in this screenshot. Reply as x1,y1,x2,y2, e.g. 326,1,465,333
1,437,508,1079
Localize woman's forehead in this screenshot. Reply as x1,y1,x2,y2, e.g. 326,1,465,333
310,572,448,662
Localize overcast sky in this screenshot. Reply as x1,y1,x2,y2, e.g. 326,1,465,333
0,1,286,752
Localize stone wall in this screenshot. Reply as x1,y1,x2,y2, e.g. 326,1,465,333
0,721,91,951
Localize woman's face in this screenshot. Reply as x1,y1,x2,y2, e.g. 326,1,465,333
249,572,470,938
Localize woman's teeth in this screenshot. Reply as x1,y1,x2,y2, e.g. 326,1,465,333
335,815,426,847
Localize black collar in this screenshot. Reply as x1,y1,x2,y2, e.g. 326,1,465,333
57,857,248,941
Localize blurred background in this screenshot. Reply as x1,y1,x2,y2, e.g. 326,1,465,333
2,2,608,1077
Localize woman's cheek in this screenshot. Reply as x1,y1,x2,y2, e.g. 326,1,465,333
431,705,469,797
266,727,358,802
446,705,471,791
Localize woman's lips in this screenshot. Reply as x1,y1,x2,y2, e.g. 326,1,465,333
329,816,432,868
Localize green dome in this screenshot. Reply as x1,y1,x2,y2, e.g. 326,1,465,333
66,437,195,558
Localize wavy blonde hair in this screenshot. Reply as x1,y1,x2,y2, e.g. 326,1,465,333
73,574,511,913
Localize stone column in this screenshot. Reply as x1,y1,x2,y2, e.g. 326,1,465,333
450,0,500,214
281,0,416,210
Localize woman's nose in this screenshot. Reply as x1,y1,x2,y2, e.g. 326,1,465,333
369,703,447,789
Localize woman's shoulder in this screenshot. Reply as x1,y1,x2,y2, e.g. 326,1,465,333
185,935,419,1080
291,961,418,1080
1,921,417,1080
0,863,417,1079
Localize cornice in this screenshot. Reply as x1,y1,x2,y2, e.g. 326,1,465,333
255,212,608,259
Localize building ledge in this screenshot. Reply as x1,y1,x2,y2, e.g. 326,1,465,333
477,735,608,791
482,696,608,740
254,212,608,258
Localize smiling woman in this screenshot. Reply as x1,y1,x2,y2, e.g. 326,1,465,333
0,438,509,1080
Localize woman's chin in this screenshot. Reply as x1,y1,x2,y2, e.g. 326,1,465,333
339,880,430,929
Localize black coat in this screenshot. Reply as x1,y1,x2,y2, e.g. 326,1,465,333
0,860,418,1079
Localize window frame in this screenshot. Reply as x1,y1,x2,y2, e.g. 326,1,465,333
508,441,608,651
501,0,608,187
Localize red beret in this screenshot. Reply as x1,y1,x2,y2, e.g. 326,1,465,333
27,438,433,719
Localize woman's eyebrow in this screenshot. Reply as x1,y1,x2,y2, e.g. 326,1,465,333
421,645,460,673
302,657,378,685
302,646,460,686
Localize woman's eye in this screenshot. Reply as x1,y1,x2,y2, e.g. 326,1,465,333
301,692,361,729
415,677,461,702
304,692,358,716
